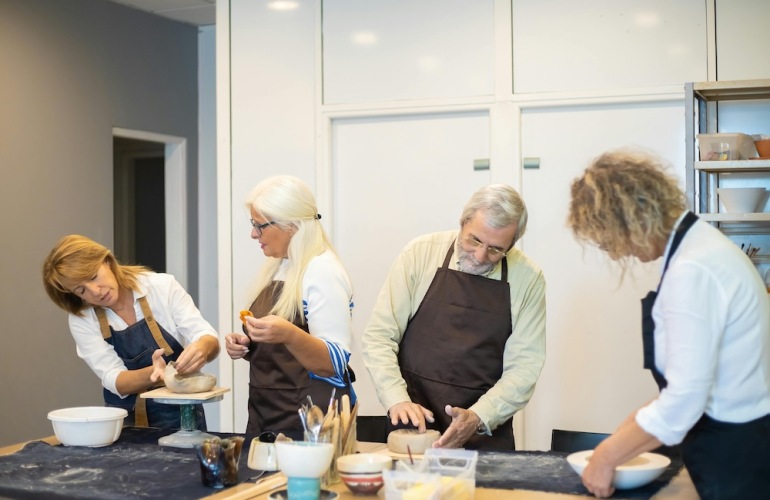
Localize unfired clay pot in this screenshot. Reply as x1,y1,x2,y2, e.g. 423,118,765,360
164,361,217,393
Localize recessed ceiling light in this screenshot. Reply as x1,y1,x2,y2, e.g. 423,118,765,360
267,1,299,11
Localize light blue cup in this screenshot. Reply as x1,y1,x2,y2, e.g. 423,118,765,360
287,476,321,499
276,441,335,500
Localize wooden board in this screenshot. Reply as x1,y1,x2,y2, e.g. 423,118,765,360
140,386,230,400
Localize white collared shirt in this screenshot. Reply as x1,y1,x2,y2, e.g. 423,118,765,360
636,217,770,445
68,272,218,397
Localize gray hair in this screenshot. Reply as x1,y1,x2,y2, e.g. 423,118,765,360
460,184,528,243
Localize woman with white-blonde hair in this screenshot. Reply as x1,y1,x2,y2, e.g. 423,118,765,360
225,175,356,436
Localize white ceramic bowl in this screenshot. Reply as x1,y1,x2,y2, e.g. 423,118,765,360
47,406,127,447
717,187,766,213
275,441,335,478
567,451,671,490
337,453,393,494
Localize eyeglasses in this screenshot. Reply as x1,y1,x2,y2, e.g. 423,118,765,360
250,219,275,237
463,234,509,259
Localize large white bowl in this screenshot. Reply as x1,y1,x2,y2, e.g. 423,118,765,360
717,187,766,213
47,406,127,447
276,441,334,478
567,450,671,490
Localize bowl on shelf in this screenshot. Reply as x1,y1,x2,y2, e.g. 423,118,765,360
567,450,671,490
47,406,127,447
717,187,766,213
337,453,392,495
755,139,770,158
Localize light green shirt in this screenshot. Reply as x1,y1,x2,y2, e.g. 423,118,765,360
362,230,547,432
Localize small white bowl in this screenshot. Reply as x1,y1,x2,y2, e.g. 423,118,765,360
717,187,766,213
567,450,671,490
276,441,335,478
337,453,392,495
47,406,127,447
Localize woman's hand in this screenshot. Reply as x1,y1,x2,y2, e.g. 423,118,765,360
582,450,616,498
174,337,218,374
225,333,251,359
149,348,166,383
244,315,297,344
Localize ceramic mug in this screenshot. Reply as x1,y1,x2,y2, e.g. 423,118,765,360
248,440,278,471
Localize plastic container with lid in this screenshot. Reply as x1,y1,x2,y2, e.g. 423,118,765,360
697,133,758,160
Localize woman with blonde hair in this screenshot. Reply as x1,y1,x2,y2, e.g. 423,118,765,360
43,235,220,430
225,175,356,436
568,149,770,499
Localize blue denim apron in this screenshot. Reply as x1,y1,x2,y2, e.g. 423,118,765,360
641,212,770,499
95,296,206,430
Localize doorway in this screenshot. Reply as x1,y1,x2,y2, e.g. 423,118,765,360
112,128,189,289
113,137,166,272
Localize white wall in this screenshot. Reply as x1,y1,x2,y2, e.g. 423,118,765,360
0,0,200,447
217,0,770,449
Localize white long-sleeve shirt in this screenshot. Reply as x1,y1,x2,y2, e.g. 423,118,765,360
68,272,218,397
274,250,354,385
636,216,770,445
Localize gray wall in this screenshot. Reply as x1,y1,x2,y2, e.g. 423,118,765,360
0,0,200,446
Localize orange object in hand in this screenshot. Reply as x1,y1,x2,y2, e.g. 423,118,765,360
239,310,253,325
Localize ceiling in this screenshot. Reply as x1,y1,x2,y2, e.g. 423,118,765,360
106,0,216,26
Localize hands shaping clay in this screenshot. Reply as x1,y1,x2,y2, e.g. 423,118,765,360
387,429,441,454
164,361,217,394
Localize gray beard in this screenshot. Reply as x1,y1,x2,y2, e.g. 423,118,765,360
456,240,495,275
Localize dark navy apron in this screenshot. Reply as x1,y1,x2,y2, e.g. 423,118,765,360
244,281,355,439
95,296,206,431
641,211,770,499
396,242,514,450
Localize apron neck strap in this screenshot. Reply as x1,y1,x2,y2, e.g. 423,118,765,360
95,296,174,356
443,240,509,282
658,211,698,289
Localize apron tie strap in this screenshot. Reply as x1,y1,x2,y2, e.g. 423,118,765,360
138,296,174,356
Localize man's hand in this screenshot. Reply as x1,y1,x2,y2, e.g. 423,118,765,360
433,405,480,449
388,401,435,432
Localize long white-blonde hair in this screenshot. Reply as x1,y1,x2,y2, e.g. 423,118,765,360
246,175,337,323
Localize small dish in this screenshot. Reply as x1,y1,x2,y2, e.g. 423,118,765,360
268,488,338,499
566,450,671,489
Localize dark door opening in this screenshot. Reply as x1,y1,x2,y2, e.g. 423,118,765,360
113,137,166,272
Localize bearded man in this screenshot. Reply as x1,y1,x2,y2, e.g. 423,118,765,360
362,184,546,450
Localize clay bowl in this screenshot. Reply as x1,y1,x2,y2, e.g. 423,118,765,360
337,453,393,495
755,139,770,158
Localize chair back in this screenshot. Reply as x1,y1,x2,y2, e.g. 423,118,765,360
550,429,610,452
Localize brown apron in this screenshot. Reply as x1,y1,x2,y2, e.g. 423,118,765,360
397,242,514,450
245,281,353,438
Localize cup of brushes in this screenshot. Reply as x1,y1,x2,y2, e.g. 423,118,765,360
299,392,358,487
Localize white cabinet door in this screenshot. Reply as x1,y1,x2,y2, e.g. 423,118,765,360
519,101,685,450
716,0,770,81
512,0,707,93
322,0,495,104
331,111,492,416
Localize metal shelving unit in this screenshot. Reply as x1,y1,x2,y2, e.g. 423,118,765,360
686,79,770,228
685,79,770,273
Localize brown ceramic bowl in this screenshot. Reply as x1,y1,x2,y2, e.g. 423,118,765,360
755,139,770,158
